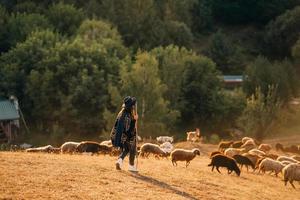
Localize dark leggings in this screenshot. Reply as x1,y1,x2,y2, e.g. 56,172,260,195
119,141,136,165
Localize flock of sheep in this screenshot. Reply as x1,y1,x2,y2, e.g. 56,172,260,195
212,137,300,189
14,132,300,189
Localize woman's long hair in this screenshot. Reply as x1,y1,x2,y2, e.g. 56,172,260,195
117,104,134,119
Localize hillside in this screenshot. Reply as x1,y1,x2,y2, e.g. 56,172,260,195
1,144,299,200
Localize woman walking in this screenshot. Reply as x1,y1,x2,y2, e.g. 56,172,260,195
111,96,138,172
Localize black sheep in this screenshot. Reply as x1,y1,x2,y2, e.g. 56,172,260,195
233,154,255,172
208,154,241,176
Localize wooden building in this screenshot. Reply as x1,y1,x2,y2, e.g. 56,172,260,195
0,96,20,143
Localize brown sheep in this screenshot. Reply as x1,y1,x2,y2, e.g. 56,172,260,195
170,148,200,167
76,141,112,155
275,143,284,151
210,151,223,158
231,141,243,148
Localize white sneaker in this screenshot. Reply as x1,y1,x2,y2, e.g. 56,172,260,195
116,158,123,170
128,164,138,172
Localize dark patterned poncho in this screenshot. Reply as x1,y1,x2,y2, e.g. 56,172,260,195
110,109,136,148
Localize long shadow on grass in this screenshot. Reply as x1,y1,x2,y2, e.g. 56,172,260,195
130,173,198,200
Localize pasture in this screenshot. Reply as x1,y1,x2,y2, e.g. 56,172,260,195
1,142,299,200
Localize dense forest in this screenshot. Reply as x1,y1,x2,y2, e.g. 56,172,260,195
0,0,300,141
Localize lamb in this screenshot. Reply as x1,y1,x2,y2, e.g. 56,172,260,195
233,154,255,172
208,154,241,176
275,143,284,151
248,149,266,157
224,148,246,157
241,140,256,151
277,156,299,164
76,141,112,155
156,136,173,144
139,143,167,158
258,158,285,176
218,141,233,151
60,142,80,154
170,148,200,167
210,151,223,158
258,144,272,153
282,163,300,189
231,141,243,148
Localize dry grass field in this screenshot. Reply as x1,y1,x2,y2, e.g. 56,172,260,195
1,142,300,200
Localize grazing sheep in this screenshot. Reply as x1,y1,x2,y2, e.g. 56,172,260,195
160,142,173,153
248,149,266,157
258,158,285,176
291,155,300,162
210,151,223,158
218,141,233,151
170,148,200,167
277,156,299,164
76,141,112,155
61,142,80,154
282,163,300,189
231,141,243,148
258,144,272,153
139,143,167,158
233,154,255,172
208,154,241,176
50,147,61,154
224,148,246,157
275,143,284,151
25,145,55,153
156,136,173,144
241,139,256,151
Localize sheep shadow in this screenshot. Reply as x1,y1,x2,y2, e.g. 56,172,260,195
130,173,198,200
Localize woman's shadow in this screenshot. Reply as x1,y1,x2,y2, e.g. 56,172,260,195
129,172,199,200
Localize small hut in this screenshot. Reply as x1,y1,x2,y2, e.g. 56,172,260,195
0,96,20,143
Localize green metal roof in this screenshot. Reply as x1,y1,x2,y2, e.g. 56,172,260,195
0,100,20,120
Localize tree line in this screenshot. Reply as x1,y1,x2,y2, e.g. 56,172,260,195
0,1,300,140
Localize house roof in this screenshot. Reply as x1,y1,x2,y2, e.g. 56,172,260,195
0,99,20,120
223,75,243,83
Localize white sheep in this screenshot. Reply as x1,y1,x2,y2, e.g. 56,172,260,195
60,142,80,153
258,158,285,176
160,142,173,153
277,156,299,164
224,148,246,157
25,145,54,153
248,149,266,157
258,144,272,153
170,148,200,167
156,136,173,144
282,163,300,189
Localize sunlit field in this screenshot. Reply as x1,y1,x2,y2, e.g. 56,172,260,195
1,141,299,200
